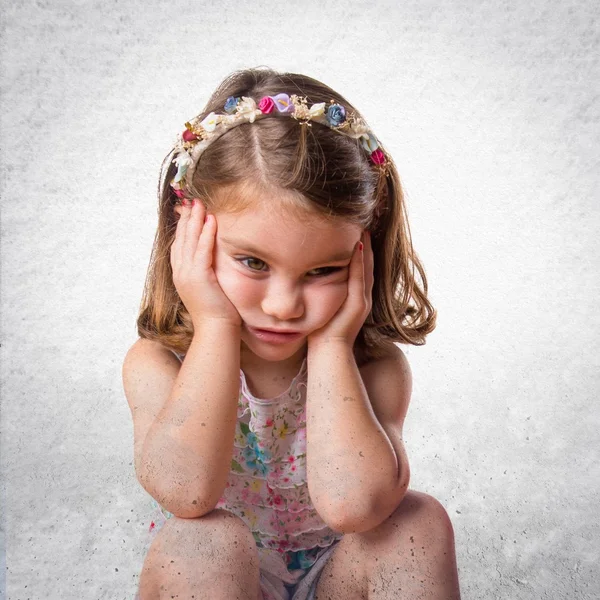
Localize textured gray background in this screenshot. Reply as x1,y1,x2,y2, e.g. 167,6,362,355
1,0,599,598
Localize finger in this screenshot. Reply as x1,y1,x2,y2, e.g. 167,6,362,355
195,212,216,269
183,199,205,264
364,231,375,297
348,239,365,299
171,200,192,270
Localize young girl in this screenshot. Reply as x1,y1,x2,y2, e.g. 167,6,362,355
122,67,461,600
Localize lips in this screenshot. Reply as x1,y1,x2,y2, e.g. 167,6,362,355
246,326,304,344
256,328,300,334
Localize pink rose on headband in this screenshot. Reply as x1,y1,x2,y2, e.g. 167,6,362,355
371,149,386,165
182,129,198,142
272,93,295,113
258,96,276,114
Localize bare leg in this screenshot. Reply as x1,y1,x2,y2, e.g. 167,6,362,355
138,509,261,600
315,491,460,599
361,491,461,599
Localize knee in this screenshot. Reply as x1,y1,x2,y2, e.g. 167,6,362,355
362,491,456,553
153,508,258,563
140,509,261,598
400,490,451,517
395,491,456,550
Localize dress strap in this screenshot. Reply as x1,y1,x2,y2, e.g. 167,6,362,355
170,349,185,363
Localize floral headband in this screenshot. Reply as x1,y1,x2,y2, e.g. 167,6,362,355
169,93,387,199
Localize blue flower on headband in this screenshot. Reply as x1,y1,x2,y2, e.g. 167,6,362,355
326,104,346,127
224,96,240,114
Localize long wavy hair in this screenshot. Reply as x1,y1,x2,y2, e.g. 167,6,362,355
136,67,436,366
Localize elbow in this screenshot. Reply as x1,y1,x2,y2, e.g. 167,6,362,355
317,495,375,535
138,473,218,519
154,491,219,520
325,472,412,535
320,505,375,534
167,503,217,519
161,494,218,519
397,458,411,501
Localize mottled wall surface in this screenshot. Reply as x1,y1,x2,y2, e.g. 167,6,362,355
1,0,598,598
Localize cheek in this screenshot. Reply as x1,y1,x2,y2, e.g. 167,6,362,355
213,255,256,308
308,283,347,324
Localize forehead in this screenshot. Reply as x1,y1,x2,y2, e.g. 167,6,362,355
215,194,361,262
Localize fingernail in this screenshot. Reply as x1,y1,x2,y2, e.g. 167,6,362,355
359,242,364,251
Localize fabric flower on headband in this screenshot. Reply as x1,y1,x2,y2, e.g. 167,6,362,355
224,96,239,114
170,93,387,197
326,104,346,127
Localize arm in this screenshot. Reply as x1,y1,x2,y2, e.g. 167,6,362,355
122,321,241,519
306,341,411,534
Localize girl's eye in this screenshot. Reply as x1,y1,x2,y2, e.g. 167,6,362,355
237,257,342,277
238,257,267,272
307,267,343,277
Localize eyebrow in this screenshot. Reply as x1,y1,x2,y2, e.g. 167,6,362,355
220,236,354,263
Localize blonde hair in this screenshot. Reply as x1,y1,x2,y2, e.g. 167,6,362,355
137,67,436,366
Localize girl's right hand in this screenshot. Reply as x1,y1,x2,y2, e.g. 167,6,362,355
171,199,242,328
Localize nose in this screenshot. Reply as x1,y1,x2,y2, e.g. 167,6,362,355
261,279,304,322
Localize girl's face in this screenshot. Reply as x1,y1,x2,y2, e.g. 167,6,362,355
211,192,363,368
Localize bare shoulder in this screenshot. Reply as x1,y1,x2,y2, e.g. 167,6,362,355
122,338,183,416
121,339,182,479
358,342,411,382
122,339,181,394
359,343,412,423
123,337,181,366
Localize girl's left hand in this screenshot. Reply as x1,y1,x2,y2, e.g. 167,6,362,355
307,231,374,349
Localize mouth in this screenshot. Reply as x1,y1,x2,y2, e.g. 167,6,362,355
246,326,304,344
